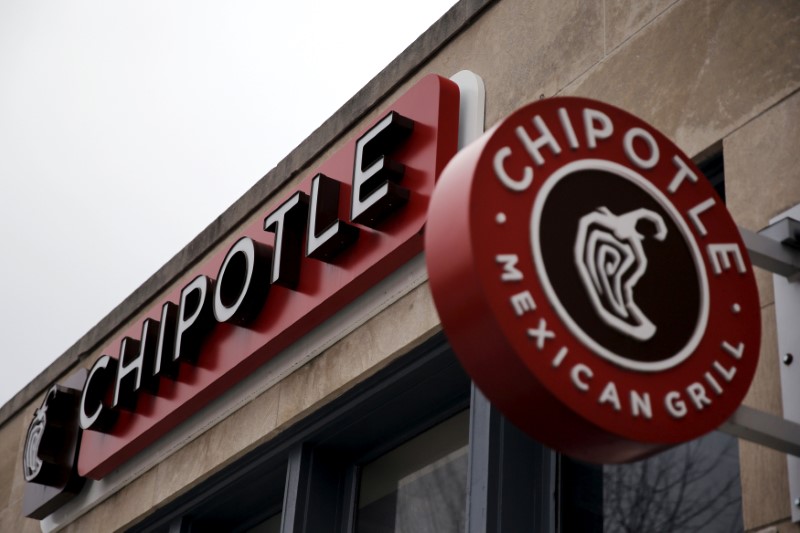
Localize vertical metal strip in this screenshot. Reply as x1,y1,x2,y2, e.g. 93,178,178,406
466,385,556,532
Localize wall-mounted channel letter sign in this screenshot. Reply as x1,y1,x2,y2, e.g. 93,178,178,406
21,74,459,518
75,74,459,480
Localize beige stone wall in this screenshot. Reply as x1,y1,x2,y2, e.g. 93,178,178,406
1,0,798,531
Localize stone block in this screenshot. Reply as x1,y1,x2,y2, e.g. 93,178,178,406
205,384,281,466
739,439,792,530
724,87,800,226
563,0,800,158
725,90,800,307
0,413,22,508
428,0,603,127
153,427,216,505
742,304,783,417
604,0,677,53
753,269,776,310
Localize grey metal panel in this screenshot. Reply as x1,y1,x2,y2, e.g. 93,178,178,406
466,385,556,533
720,405,800,458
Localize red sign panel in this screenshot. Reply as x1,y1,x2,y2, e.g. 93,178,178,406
78,74,459,479
426,97,760,463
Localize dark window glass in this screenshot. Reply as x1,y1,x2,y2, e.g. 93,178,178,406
699,152,725,202
603,432,742,532
187,463,286,533
560,431,743,532
356,410,469,533
244,513,281,533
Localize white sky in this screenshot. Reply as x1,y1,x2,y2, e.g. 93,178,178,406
0,1,456,409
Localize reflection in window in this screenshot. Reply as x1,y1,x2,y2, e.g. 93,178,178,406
603,431,743,532
356,410,469,533
561,431,743,532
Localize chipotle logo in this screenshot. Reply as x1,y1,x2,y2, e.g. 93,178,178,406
426,97,760,463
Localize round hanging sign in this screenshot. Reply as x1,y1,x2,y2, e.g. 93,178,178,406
425,97,760,463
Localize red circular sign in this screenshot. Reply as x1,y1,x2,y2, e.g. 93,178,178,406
425,97,761,463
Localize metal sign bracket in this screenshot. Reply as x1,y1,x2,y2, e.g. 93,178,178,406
727,208,800,521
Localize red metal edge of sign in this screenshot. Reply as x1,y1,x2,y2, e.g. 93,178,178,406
425,96,761,464
78,74,460,479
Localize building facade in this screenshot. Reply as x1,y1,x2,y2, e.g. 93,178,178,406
1,0,799,531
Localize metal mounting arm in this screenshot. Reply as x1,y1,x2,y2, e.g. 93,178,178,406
734,212,800,521
740,218,800,281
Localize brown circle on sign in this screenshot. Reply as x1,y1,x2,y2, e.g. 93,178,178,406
535,167,701,367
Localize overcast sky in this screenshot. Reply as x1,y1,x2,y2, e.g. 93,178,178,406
0,1,456,409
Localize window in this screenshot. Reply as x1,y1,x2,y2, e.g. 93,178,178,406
129,334,554,533
559,431,743,532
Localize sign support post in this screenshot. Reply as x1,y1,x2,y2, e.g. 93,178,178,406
750,208,800,523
